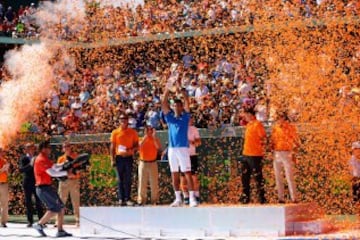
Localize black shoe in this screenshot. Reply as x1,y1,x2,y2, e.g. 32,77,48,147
184,197,190,205
27,223,33,228
33,223,47,237
278,200,285,204
56,230,72,237
1,223,7,228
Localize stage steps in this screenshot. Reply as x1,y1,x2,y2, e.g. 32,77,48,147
79,202,335,238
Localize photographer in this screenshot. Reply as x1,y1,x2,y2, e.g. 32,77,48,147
33,141,72,237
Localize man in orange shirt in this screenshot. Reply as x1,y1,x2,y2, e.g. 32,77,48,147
137,125,161,205
0,148,10,227
33,141,72,237
56,141,80,226
240,108,267,204
110,114,139,206
270,111,299,203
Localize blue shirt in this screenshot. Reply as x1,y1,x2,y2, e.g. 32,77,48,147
164,111,190,148
147,110,161,129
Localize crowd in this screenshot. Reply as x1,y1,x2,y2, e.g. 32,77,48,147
1,1,359,39
0,2,39,38
0,0,357,136
34,43,269,135
0,2,359,236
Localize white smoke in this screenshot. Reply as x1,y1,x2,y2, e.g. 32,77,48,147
0,43,57,146
35,0,86,26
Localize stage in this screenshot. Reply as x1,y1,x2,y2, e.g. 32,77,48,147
79,203,342,239
0,216,359,240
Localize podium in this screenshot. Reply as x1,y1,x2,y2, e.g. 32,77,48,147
80,203,333,238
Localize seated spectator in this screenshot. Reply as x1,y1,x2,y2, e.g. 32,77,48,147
194,80,209,104
62,109,80,133
146,104,162,130
70,97,82,118
79,87,90,103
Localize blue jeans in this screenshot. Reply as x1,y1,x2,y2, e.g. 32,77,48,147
115,156,134,201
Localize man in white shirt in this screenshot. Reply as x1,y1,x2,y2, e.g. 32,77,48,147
70,97,82,118
181,116,201,204
194,80,209,104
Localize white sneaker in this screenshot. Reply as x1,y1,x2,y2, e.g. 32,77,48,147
189,199,198,207
170,200,182,207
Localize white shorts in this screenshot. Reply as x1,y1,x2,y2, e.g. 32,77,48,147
168,147,191,173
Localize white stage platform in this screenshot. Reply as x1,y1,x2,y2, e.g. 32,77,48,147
80,203,333,238
0,221,359,240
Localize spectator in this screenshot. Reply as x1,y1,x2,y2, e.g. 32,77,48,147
70,97,83,118
146,104,162,130
62,109,80,133
194,79,209,104
255,97,268,122
4,7,14,23
79,86,90,103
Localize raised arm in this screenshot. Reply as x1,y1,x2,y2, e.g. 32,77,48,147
181,88,190,113
161,87,171,115
153,129,162,150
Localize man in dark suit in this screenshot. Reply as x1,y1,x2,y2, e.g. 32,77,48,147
19,143,44,227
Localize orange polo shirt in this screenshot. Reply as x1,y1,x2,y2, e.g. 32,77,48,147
0,158,8,183
34,153,53,186
57,153,80,179
110,127,139,155
271,121,298,151
139,137,158,161
242,119,266,156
